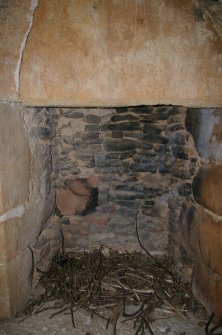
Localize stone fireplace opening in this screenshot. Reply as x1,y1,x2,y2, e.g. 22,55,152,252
2,103,222,323
1,0,222,329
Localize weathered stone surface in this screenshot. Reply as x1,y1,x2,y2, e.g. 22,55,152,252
0,103,30,214
0,0,35,101
177,201,202,265
193,165,222,216
82,213,108,226
186,108,222,161
30,216,62,272
20,0,222,107
0,105,55,318
177,201,222,317
0,248,32,318
198,209,222,278
192,262,222,319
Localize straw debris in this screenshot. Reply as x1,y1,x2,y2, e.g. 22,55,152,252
25,247,204,335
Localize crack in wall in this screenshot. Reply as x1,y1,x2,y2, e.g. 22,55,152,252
14,0,38,93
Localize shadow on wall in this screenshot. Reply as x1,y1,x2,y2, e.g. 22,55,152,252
186,108,222,161
179,107,222,319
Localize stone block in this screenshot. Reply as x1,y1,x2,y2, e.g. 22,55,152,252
82,213,108,226
198,209,222,278
178,201,222,317
0,247,32,318
193,165,222,216
0,222,7,265
192,262,222,319
176,200,200,265
0,103,30,215
186,109,222,161
20,1,222,107
0,0,34,101
0,198,53,265
30,216,62,272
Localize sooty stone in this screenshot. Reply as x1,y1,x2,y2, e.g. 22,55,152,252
85,124,101,132
132,163,158,173
111,113,138,122
119,150,135,160
39,127,56,140
172,146,188,160
102,121,141,131
159,164,171,174
112,131,123,138
82,132,100,140
115,107,129,114
169,131,188,146
104,152,120,160
178,183,192,196
60,217,70,225
141,134,168,144
109,189,144,200
61,111,84,118
131,106,154,114
85,114,102,124
103,139,136,152
142,200,155,208
168,124,184,132
115,200,138,208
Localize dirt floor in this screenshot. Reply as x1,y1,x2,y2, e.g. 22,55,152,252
0,250,210,335
0,303,205,335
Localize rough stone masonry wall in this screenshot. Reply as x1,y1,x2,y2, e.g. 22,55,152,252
176,108,222,319
50,106,198,255
51,106,222,319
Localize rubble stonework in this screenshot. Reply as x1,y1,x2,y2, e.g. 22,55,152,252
178,108,222,318
49,106,198,255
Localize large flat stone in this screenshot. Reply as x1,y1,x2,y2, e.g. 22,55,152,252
0,248,32,318
20,0,222,107
0,103,30,215
192,262,222,319
186,109,222,161
179,201,222,318
0,0,35,101
0,197,54,264
198,208,222,278
193,165,222,216
0,105,55,317
179,202,222,278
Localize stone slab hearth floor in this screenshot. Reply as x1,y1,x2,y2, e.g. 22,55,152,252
0,303,205,335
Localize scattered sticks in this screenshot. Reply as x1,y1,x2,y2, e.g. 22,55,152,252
25,248,203,335
205,313,222,335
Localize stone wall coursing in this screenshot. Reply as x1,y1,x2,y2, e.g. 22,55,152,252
176,108,222,318
51,106,198,255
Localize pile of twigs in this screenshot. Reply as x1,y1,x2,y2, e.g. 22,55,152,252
26,248,203,335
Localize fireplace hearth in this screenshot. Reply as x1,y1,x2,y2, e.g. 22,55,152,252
1,0,222,325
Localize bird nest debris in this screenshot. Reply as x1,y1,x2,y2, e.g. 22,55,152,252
24,247,207,335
